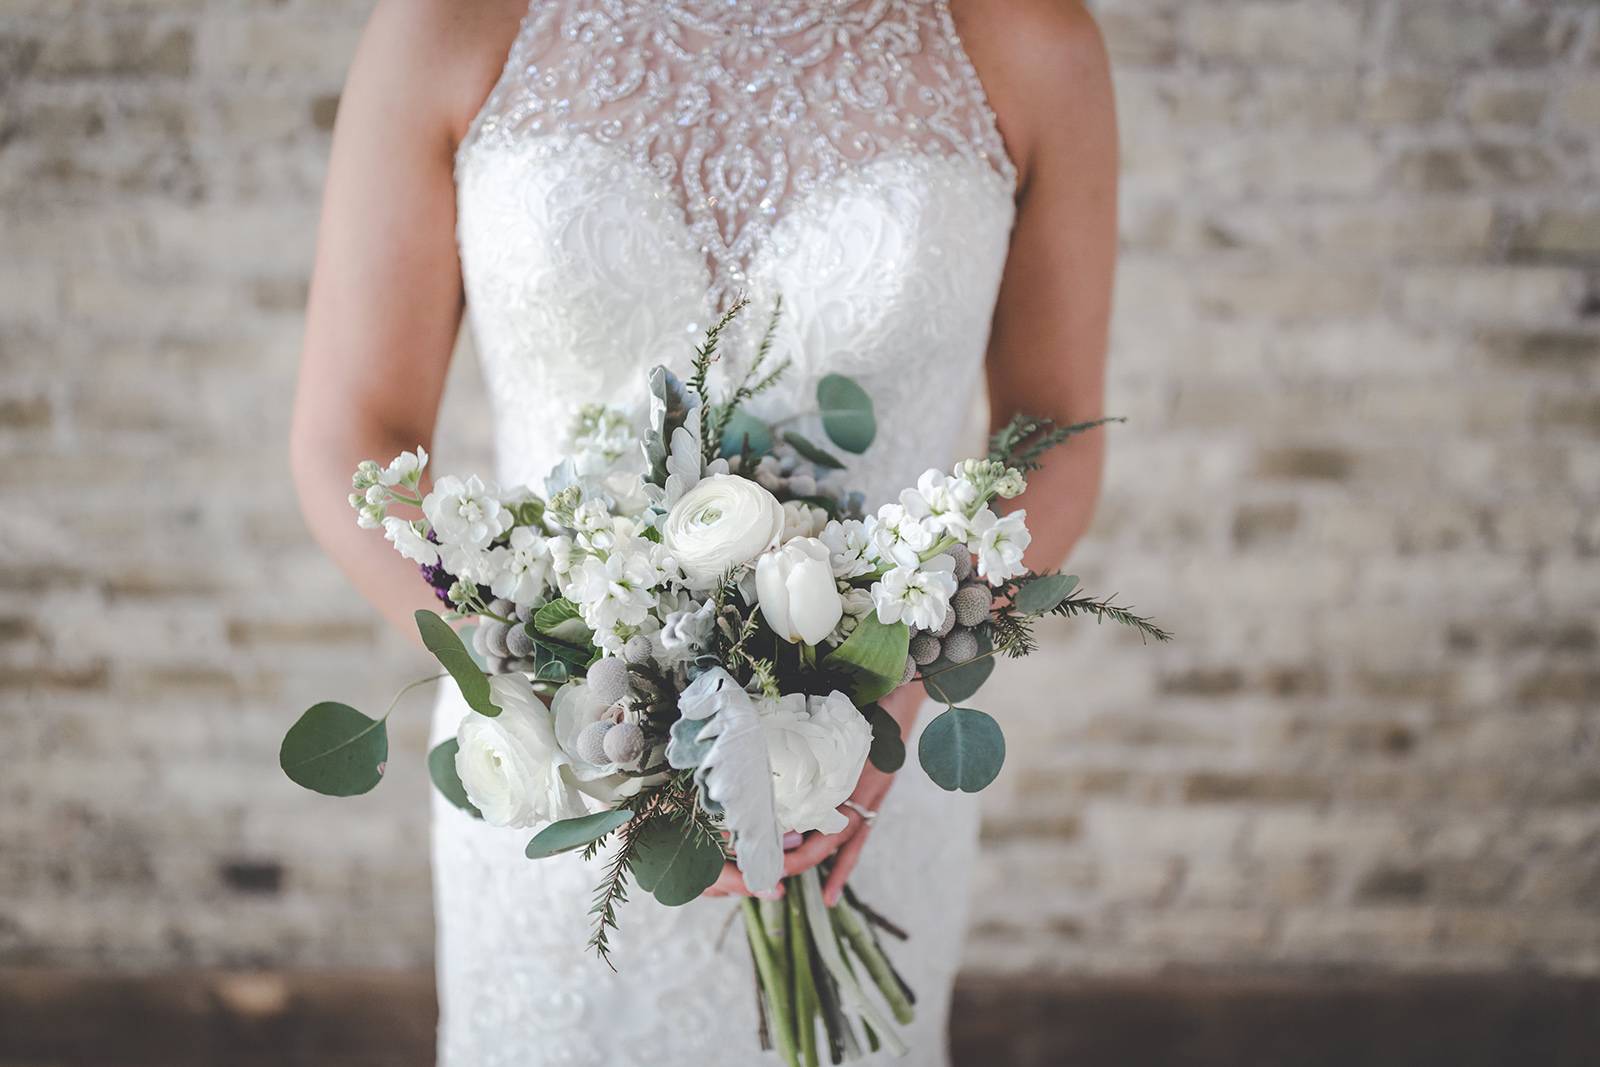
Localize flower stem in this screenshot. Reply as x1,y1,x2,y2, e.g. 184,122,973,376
787,891,821,1067
743,899,799,1067
797,870,908,1056
833,899,914,1025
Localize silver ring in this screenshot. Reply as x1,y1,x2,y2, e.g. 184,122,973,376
841,800,878,824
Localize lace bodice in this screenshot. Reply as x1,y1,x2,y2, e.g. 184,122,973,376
437,2,1016,1063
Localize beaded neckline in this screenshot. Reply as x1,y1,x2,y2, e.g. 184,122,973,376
459,0,1016,310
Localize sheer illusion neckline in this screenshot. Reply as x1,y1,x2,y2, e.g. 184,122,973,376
455,0,1017,310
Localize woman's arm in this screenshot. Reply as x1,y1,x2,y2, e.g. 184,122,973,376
707,0,1119,901
972,0,1119,570
289,0,519,637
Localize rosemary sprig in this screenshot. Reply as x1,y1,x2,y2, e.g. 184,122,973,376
987,413,1125,473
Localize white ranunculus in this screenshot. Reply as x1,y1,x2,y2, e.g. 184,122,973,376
662,473,785,589
759,691,873,835
756,537,845,646
454,673,588,829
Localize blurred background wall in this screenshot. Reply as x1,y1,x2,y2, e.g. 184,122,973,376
2,0,1598,1062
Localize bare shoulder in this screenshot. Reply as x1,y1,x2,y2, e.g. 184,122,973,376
949,0,1114,179
350,0,527,147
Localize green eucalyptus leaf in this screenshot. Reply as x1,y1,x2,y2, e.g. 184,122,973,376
279,702,388,797
720,410,774,458
864,703,906,773
416,610,500,717
533,598,593,645
427,738,480,818
632,818,725,906
918,706,1006,793
822,615,911,704
525,808,633,859
1014,573,1081,615
783,431,845,470
921,629,995,704
817,374,876,454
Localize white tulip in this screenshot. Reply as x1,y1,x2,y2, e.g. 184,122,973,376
454,674,588,829
661,473,786,589
756,537,845,645
759,691,873,835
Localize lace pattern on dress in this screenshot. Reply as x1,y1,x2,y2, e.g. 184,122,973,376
461,0,1016,311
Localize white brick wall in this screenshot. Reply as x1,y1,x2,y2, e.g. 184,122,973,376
2,0,1597,976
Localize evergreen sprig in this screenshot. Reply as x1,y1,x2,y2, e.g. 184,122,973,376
690,295,753,457
706,297,792,456
988,413,1126,473
987,578,1172,659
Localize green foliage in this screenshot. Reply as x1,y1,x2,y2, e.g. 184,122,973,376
823,615,911,703
783,431,845,470
817,373,876,454
416,610,499,717
920,629,995,703
280,702,388,797
720,409,774,457
533,598,593,644
631,809,725,906
1014,573,1080,615
918,707,1006,793
987,413,1125,473
427,739,480,818
864,703,906,773
526,808,634,859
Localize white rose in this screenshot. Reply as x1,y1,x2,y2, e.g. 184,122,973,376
759,691,873,835
455,673,588,829
662,473,785,589
756,537,845,646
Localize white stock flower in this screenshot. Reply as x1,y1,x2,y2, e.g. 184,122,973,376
913,468,980,537
780,500,828,543
454,673,588,829
424,475,513,552
382,517,439,566
759,691,873,835
756,537,845,646
661,474,785,589
829,586,876,643
487,526,553,608
872,554,959,631
869,502,938,569
968,508,1032,584
568,549,662,635
378,447,428,488
819,519,875,579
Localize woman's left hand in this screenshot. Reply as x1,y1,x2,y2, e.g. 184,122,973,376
704,682,925,905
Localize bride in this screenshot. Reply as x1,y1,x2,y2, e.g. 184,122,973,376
290,0,1115,1062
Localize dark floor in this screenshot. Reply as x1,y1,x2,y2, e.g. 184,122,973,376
1,969,1597,1066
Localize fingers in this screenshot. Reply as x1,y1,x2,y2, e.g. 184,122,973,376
782,815,862,878
703,860,783,900
823,824,872,906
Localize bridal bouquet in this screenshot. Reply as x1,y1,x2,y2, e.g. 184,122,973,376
280,300,1166,1064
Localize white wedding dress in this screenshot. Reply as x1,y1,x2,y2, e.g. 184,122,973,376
430,1,1017,1063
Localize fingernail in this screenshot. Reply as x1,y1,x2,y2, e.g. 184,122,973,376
782,831,804,850
825,891,839,907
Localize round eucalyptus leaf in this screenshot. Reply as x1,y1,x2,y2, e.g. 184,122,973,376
1014,573,1081,615
817,374,876,454
279,702,388,797
720,410,774,457
865,703,906,773
526,808,634,859
427,739,480,818
918,707,1006,793
632,818,725,906
782,431,845,470
921,628,995,704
